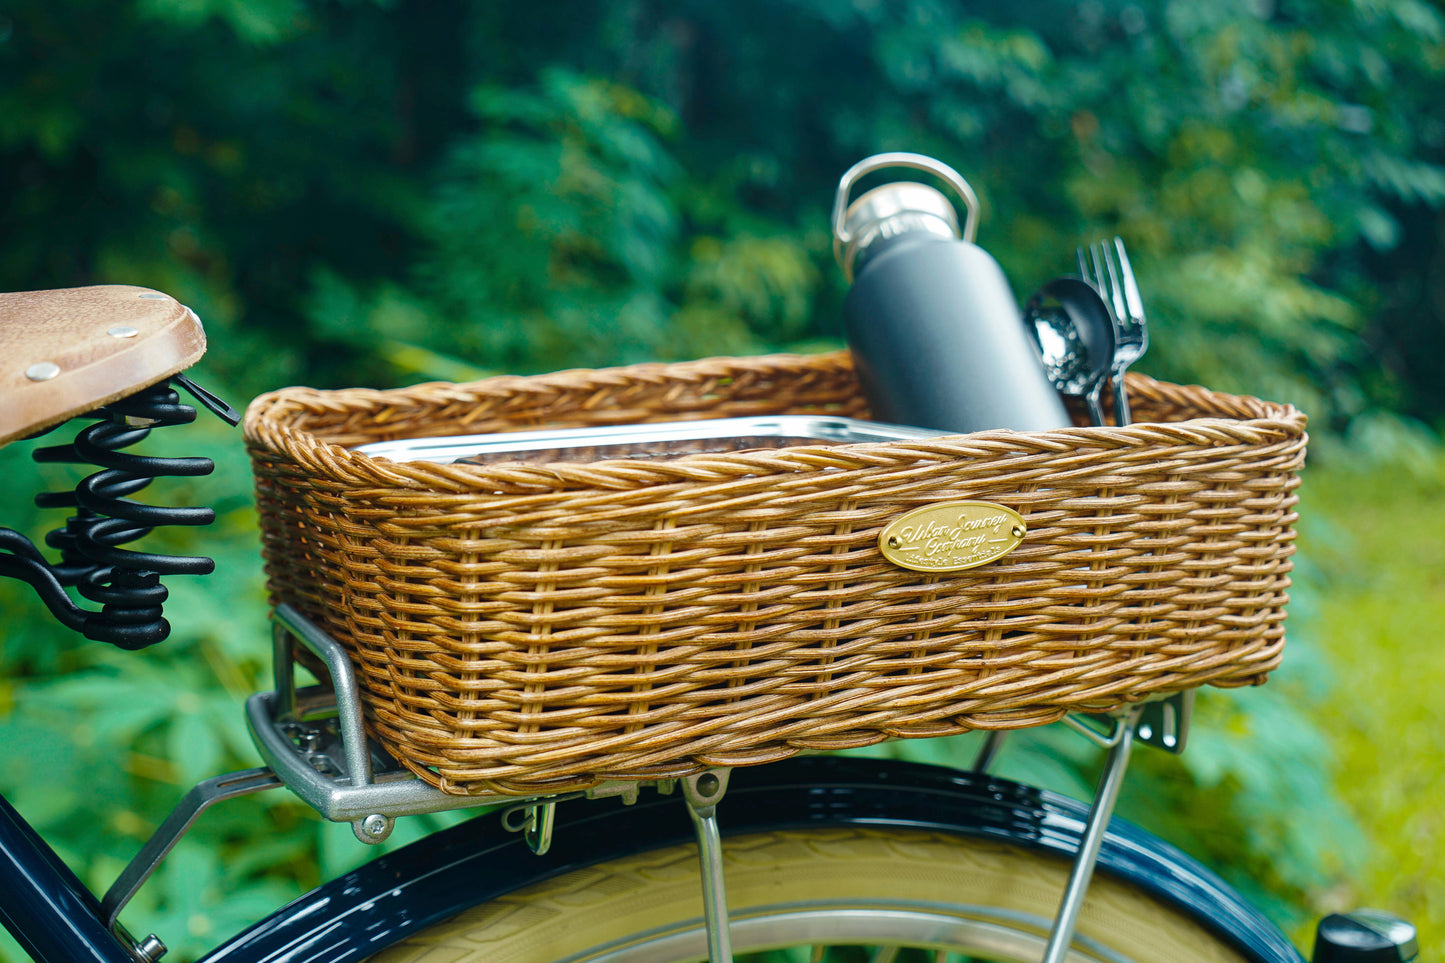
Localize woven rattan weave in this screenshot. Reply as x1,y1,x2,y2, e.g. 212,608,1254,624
244,351,1306,796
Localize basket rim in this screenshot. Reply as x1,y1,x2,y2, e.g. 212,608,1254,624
243,350,1307,494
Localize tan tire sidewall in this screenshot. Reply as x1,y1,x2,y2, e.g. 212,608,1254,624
370,827,1251,963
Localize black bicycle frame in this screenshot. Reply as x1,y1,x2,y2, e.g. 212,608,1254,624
0,794,134,963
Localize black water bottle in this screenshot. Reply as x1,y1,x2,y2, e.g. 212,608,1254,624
833,153,1070,433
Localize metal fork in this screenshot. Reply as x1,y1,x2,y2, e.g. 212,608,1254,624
1078,237,1149,425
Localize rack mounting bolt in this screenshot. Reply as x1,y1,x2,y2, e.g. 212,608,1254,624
355,813,394,844
135,933,167,962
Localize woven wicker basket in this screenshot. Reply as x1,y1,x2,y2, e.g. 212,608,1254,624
243,351,1306,796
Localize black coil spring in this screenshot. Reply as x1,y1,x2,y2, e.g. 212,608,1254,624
31,380,217,648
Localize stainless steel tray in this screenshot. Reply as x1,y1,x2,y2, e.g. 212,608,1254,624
352,415,951,465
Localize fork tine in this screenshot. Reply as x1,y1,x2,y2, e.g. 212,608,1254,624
1112,236,1145,325
1096,241,1128,324
1088,242,1102,288
1077,240,1127,325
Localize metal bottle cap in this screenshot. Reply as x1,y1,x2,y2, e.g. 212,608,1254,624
837,183,961,281
832,152,981,281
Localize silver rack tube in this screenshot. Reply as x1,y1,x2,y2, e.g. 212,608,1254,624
1041,708,1142,963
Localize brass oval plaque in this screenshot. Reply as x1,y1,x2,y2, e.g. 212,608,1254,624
879,501,1026,573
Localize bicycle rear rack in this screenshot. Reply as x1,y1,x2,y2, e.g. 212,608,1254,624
246,604,1197,963
245,604,666,842
105,603,1198,963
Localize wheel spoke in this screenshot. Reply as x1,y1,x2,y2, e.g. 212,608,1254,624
868,947,901,963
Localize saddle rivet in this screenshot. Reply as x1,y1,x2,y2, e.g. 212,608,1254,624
108,325,140,339
25,361,60,381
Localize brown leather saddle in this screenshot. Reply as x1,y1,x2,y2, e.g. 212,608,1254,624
0,285,206,446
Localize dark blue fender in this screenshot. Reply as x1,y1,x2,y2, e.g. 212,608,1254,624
202,756,1306,963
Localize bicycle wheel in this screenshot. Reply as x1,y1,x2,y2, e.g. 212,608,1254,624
202,758,1302,963
369,825,1249,963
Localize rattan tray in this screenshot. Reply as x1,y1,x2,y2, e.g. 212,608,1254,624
243,351,1306,796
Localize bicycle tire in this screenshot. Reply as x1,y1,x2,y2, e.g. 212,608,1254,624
369,826,1250,962
200,758,1304,963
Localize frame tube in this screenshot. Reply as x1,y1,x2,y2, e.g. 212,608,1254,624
0,794,134,963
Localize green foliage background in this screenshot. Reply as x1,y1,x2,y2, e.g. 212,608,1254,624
2,0,1444,959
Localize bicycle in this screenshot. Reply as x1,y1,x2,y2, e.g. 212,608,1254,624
0,283,1419,963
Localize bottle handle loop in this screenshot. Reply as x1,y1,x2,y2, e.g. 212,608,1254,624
831,152,982,256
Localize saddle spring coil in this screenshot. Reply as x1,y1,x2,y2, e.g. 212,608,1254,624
16,377,226,648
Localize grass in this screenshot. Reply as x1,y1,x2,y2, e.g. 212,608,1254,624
1297,448,1445,952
